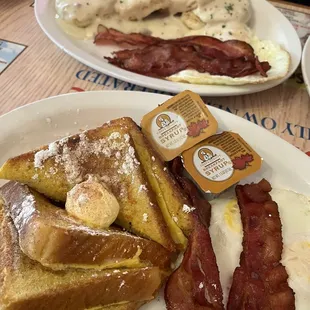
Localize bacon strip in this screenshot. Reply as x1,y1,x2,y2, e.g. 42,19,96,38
165,158,224,310
227,179,295,310
95,28,271,78
95,28,162,46
165,219,225,310
170,157,211,228
95,28,255,60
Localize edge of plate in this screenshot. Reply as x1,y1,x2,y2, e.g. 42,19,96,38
302,36,310,97
0,90,308,161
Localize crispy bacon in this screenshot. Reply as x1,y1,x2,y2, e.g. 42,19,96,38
165,219,224,310
227,179,295,310
95,29,255,60
165,158,224,310
170,157,211,227
95,28,162,46
94,28,271,78
105,45,270,78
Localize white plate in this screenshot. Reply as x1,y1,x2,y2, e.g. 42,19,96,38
35,0,301,96
302,36,310,97
0,91,309,309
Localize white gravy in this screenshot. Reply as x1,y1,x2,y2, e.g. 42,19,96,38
195,0,251,24
56,0,253,42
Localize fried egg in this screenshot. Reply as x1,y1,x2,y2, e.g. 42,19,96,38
56,0,290,85
168,34,290,86
209,189,243,305
209,187,310,309
167,0,290,85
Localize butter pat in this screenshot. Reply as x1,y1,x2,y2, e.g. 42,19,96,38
141,90,218,161
66,176,120,228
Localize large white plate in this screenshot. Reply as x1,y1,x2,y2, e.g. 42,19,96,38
302,36,310,97
0,91,309,309
35,0,301,96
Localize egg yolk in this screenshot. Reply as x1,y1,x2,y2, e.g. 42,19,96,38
224,199,242,233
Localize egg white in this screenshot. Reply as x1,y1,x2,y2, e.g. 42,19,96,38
209,187,310,309
272,189,310,310
209,188,243,306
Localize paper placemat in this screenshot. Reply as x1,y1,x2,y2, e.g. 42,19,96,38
0,0,309,156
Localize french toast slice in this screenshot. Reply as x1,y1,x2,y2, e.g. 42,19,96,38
0,199,163,310
0,181,173,271
105,118,195,248
0,120,175,251
0,118,195,250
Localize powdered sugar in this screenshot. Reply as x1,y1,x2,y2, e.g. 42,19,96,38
128,146,135,157
109,132,121,140
138,184,147,193
77,193,89,205
49,167,57,175
142,213,148,222
33,131,140,184
124,134,130,142
34,142,59,168
118,146,140,175
9,184,36,232
182,204,196,213
119,280,125,289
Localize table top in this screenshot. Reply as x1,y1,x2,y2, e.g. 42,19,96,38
1,0,310,156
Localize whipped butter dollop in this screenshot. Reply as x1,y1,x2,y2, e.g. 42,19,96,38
65,176,120,228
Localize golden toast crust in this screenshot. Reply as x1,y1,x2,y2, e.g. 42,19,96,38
0,119,175,251
0,181,173,270
0,200,163,310
104,118,195,245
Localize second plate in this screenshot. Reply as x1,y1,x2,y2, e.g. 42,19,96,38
35,0,301,96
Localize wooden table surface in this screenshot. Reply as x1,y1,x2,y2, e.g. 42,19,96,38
1,0,310,155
